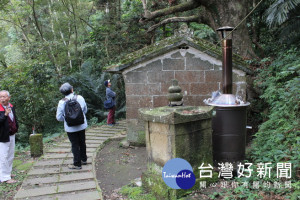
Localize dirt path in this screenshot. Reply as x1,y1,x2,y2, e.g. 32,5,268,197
95,138,147,199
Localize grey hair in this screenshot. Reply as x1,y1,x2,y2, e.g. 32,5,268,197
59,83,73,96
0,90,10,97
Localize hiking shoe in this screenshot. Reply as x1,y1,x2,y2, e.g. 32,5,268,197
68,164,82,170
107,124,115,126
81,161,87,165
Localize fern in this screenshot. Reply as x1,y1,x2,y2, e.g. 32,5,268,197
265,0,300,27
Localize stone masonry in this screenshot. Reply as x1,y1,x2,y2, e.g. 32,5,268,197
124,48,246,145
107,37,250,145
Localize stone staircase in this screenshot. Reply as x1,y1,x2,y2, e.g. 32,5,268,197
14,121,127,200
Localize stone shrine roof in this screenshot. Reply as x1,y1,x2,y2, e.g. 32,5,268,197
105,35,253,75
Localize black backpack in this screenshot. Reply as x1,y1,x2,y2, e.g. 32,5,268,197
63,95,85,126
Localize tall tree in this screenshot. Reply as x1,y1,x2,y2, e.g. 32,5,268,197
140,0,257,58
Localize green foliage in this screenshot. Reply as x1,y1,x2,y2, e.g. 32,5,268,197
265,0,300,27
89,0,149,67
250,47,300,176
61,62,126,122
120,185,156,200
189,23,218,43
0,63,61,146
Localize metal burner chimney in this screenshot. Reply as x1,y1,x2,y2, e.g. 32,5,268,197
217,26,233,94
204,26,250,168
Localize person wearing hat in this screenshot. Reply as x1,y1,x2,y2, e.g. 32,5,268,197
104,80,116,126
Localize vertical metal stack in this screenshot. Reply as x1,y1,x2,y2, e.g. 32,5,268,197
206,27,250,165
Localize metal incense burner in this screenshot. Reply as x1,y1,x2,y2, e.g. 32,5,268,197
205,26,250,165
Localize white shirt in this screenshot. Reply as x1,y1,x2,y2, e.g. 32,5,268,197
56,93,88,133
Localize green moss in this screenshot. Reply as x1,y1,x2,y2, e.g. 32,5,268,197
120,185,156,200
16,162,33,171
137,131,145,144
142,171,176,200
129,131,146,146
106,34,249,74
119,37,183,64
29,134,43,157
13,159,23,168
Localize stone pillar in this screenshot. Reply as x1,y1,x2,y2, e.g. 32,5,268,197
139,106,214,199
29,134,43,157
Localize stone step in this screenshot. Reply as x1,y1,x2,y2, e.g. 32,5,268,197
22,175,59,187
46,148,97,154
92,123,126,129
57,180,97,193
20,172,95,189
99,126,126,131
86,143,101,148
92,125,126,130
85,136,108,140
85,140,104,144
63,158,92,165
55,143,71,148
15,185,57,199
28,167,61,176
28,190,101,200
56,142,102,148
94,130,119,134
53,190,101,200
15,181,98,199
43,153,69,159
93,128,126,132
85,133,96,136
33,159,64,167
66,152,93,158
59,172,94,182
14,121,127,200
46,148,71,153
60,164,93,173
94,133,118,137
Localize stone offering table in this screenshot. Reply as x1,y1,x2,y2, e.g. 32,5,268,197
139,106,214,199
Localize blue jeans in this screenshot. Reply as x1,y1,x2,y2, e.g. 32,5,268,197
67,130,87,167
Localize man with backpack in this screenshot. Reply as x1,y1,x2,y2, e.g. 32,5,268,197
56,83,87,170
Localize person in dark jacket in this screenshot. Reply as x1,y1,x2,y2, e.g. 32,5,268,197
0,90,18,183
104,80,116,126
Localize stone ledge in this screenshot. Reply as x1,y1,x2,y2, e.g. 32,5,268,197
139,106,214,124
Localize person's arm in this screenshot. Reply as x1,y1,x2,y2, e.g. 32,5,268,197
107,88,116,98
56,101,65,122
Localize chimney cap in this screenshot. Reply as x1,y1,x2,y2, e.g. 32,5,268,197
216,26,234,32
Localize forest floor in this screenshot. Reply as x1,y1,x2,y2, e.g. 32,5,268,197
95,138,148,199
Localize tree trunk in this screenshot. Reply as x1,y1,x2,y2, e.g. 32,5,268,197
204,0,255,58
141,0,256,58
